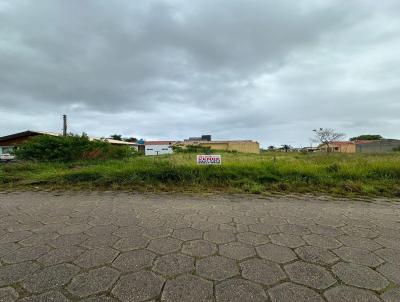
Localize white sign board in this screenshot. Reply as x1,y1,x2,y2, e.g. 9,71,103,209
196,155,221,165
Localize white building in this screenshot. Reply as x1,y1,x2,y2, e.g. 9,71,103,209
144,141,174,156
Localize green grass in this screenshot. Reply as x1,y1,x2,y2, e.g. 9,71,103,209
1,152,400,197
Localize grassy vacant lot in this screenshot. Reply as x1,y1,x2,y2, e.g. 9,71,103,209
1,152,400,197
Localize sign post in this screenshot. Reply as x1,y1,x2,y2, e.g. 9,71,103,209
196,155,221,165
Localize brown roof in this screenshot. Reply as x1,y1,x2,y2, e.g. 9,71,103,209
145,141,176,145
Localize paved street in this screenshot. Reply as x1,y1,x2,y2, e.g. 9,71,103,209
0,191,400,302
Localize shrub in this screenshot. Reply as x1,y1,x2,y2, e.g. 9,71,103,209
173,144,212,154
16,134,135,161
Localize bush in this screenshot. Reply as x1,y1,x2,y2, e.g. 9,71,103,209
16,134,135,161
173,144,212,154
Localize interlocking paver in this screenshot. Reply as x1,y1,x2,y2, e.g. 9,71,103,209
237,231,269,246
279,224,310,235
0,231,32,243
375,237,400,251
324,285,381,302
1,245,51,263
59,223,91,235
219,241,256,260
19,232,59,247
0,261,40,286
148,237,182,254
74,247,119,268
112,271,165,302
196,255,239,281
19,290,69,302
375,248,400,265
284,261,336,290
38,245,86,266
0,242,20,257
215,279,268,302
81,296,118,302
256,243,297,263
309,224,344,237
2,192,400,302
113,225,144,238
260,216,287,225
153,253,194,276
82,234,120,248
67,266,120,298
143,226,173,238
341,225,379,238
112,249,156,272
295,245,338,265
249,223,279,235
381,287,400,302
332,262,389,290
337,235,382,251
303,234,342,249
162,274,213,302
270,233,305,248
0,287,18,302
172,228,203,241
182,239,217,257
85,225,118,237
377,263,400,284
333,246,384,267
268,282,324,302
203,230,235,244
113,235,149,251
22,263,80,293
240,258,286,286
49,233,89,248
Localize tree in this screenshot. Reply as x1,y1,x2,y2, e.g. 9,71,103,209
267,145,275,151
313,128,345,152
110,134,122,141
281,144,291,152
123,137,137,142
350,134,382,141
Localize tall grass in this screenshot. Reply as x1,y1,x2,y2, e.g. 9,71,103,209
1,152,400,196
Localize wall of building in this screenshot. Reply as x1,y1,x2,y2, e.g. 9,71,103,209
145,144,173,156
227,141,260,153
199,141,260,154
0,136,38,155
356,140,400,153
320,143,356,153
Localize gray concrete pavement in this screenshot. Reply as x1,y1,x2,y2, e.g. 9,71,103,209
0,191,399,301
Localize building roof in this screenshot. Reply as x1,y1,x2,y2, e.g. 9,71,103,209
144,141,176,145
0,130,61,142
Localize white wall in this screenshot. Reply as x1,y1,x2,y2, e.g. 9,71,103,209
145,144,173,156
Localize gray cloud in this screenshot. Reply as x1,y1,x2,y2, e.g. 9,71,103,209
1,0,399,146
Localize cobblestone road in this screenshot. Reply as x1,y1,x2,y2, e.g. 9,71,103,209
0,191,400,301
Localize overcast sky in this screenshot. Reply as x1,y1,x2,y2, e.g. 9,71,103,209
1,0,399,147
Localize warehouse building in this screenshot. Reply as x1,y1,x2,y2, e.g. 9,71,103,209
143,141,175,156
320,139,400,153
180,135,260,154
356,139,400,153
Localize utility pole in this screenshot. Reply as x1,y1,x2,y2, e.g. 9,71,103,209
62,115,67,136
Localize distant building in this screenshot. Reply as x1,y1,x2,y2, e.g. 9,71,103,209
144,141,175,156
0,130,138,155
184,135,211,142
319,139,400,153
356,139,400,153
180,135,260,154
